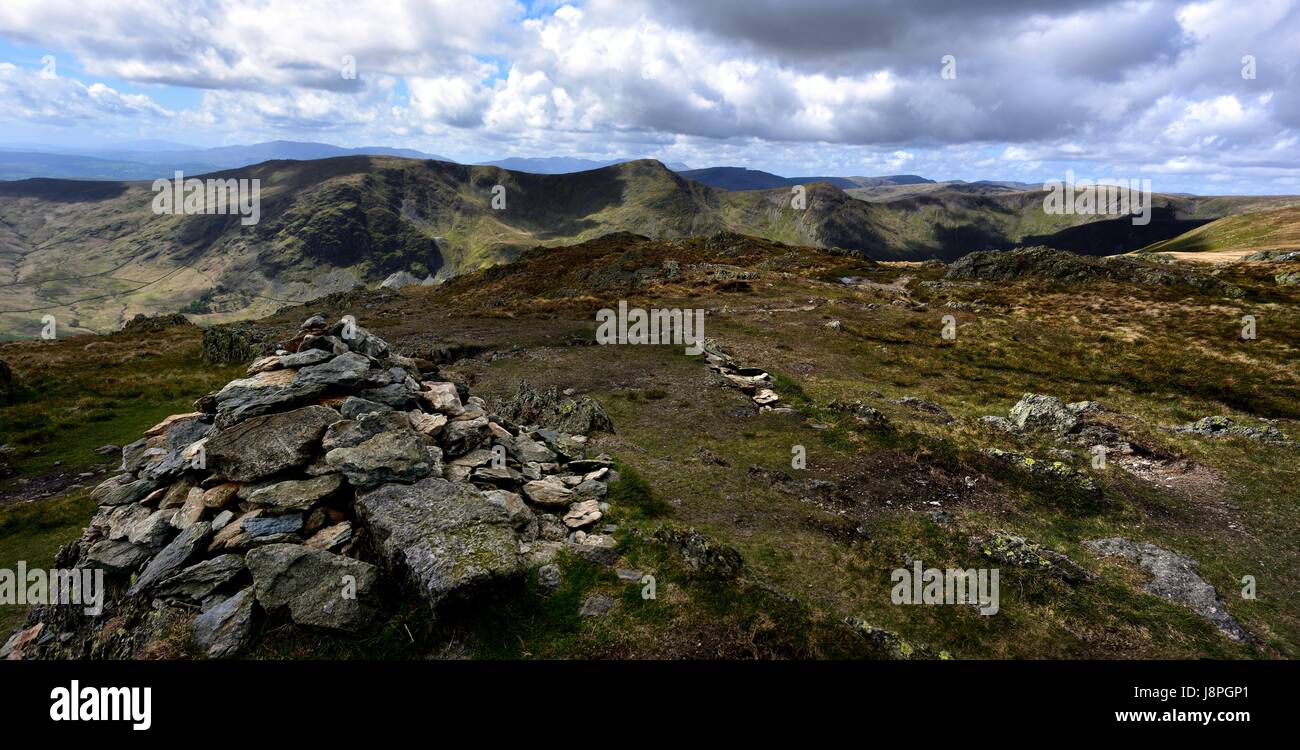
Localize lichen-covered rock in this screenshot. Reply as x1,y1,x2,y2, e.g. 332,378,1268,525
326,430,433,487
355,478,522,612
501,381,614,434
982,448,1103,509
842,618,951,660
828,399,891,430
653,527,744,579
1175,416,1291,445
201,322,275,365
973,531,1093,584
246,544,378,633
240,474,344,511
896,396,955,423
1007,393,1078,435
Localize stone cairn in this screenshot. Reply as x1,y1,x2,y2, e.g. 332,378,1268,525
15,316,617,659
702,340,796,414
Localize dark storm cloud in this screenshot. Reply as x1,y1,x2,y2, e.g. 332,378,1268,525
635,0,1185,77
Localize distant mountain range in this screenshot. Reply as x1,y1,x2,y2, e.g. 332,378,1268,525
676,167,936,191
4,154,1293,337
0,141,453,181
0,141,699,181
0,139,1027,189
481,156,692,174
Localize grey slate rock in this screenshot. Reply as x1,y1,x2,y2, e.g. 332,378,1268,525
292,351,371,389
246,544,378,633
207,405,340,482
355,477,522,611
192,586,255,658
156,554,246,600
127,521,213,595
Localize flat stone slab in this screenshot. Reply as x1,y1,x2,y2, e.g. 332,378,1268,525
356,477,522,612
207,405,340,482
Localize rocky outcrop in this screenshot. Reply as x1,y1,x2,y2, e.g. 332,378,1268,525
356,479,522,609
653,527,744,579
118,312,194,335
1007,393,1078,435
983,448,1103,509
894,396,954,423
378,271,438,289
973,531,1094,584
1174,416,1293,446
501,381,614,434
947,246,1244,297
828,399,891,430
201,322,277,365
1085,537,1251,642
14,317,617,660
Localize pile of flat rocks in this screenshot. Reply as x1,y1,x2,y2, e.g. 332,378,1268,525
14,316,618,659
702,340,797,414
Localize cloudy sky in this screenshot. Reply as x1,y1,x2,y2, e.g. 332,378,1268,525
0,0,1297,193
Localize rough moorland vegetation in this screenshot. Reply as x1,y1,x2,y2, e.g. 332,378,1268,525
2,232,1297,659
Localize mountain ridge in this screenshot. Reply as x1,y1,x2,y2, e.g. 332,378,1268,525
2,155,1297,337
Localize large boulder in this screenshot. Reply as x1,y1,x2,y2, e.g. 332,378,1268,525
355,478,522,612
207,405,340,482
246,544,378,633
1007,393,1078,435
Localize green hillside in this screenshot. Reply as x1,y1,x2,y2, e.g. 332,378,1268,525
1140,205,1300,256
